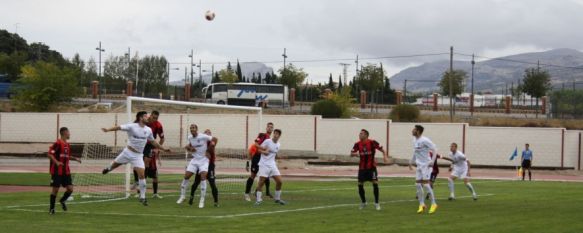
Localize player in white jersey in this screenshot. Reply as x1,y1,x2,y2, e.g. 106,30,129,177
441,143,477,201
101,111,170,206
176,123,217,208
409,125,438,214
254,129,285,205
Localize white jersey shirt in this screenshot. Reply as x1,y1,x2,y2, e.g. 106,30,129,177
412,136,436,166
120,123,154,153
187,133,213,161
449,150,468,170
258,139,280,167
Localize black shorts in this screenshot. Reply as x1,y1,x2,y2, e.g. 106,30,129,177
50,175,72,187
250,155,261,174
358,168,378,182
522,160,532,169
145,167,158,179
143,144,154,158
208,163,216,181
430,173,438,183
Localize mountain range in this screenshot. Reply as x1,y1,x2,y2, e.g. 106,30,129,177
389,48,583,93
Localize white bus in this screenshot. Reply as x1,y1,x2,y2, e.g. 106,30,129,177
202,83,289,107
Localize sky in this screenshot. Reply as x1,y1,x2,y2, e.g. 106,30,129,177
2,0,583,83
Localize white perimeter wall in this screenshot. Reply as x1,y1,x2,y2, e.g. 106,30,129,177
0,112,580,169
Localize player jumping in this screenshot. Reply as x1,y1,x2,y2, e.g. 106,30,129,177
254,129,285,205
189,129,220,207
244,122,274,201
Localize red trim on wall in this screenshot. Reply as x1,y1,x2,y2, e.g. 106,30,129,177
462,124,466,153
386,121,390,157
56,114,60,140
314,116,317,151
561,129,565,168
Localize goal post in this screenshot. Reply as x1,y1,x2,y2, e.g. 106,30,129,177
73,96,263,200
123,96,263,196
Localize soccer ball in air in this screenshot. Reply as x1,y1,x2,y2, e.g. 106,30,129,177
205,10,215,21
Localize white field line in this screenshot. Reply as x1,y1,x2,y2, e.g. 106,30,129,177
5,194,495,219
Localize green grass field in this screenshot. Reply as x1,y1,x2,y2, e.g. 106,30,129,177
0,173,582,233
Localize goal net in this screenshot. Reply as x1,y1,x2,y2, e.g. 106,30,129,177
73,96,262,200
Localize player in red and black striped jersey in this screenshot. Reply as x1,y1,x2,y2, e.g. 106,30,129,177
133,110,165,198
244,122,274,201
48,127,81,215
350,129,389,211
190,129,220,207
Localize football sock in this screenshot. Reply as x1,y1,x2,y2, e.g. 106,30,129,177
49,194,56,210
180,179,189,197
191,176,201,197
153,182,158,194
466,183,476,195
265,179,271,195
275,190,282,201
358,184,366,203
372,184,379,204
448,178,455,196
416,183,425,205
59,191,72,203
245,177,254,194
200,180,207,200
138,179,146,199
209,180,219,203
256,191,263,202
423,183,436,205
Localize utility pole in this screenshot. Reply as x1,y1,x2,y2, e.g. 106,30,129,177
355,55,359,76
471,54,475,117
124,47,131,95
404,79,407,101
198,59,202,85
95,41,105,102
189,49,194,86
282,48,287,72
449,46,454,122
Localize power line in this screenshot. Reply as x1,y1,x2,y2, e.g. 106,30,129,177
455,52,583,71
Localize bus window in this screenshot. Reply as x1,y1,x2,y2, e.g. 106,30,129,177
213,84,227,92
204,87,212,99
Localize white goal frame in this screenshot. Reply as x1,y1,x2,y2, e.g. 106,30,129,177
124,96,263,197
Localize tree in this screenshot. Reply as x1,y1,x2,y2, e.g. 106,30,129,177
212,71,220,83
354,64,385,103
257,73,262,84
439,69,467,96
327,73,335,91
264,72,271,84
277,63,307,89
13,61,81,111
219,68,237,84
338,75,343,90
521,67,551,108
236,60,243,82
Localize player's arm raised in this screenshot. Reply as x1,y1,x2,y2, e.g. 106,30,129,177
101,126,121,132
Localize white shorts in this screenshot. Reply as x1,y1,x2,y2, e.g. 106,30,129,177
114,148,145,169
186,159,209,174
451,167,469,179
415,165,433,181
257,164,280,178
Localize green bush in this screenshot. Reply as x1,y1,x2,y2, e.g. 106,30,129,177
311,99,343,118
389,104,420,122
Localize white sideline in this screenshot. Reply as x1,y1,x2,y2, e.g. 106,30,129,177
5,194,495,219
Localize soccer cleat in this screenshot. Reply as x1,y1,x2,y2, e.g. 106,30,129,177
275,200,286,205
139,198,148,206
152,193,163,199
101,168,110,175
359,202,367,210
199,198,205,208
60,201,67,211
214,202,220,207
176,196,185,204
448,196,455,201
374,203,381,211
244,194,251,202
49,209,55,215
416,204,426,214
472,194,478,201
188,196,194,206
429,204,438,214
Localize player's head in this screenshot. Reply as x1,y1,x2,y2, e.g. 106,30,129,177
412,125,424,137
450,142,458,152
135,111,148,123
359,129,369,141
149,110,160,122
59,127,70,140
204,129,212,136
266,122,274,133
525,143,529,149
190,124,198,135
272,129,282,141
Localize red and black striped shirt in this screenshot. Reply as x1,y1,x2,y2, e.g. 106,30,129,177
48,139,71,176
252,132,270,157
352,139,382,170
207,141,216,164
146,120,164,145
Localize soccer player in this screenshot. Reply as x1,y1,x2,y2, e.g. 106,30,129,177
101,111,170,206
409,125,438,214
442,143,477,201
254,129,285,205
244,122,274,201
190,129,220,207
176,124,217,208
521,143,533,181
48,127,81,214
350,129,389,210
132,110,165,198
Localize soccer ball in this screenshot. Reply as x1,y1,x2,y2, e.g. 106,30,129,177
205,10,215,21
